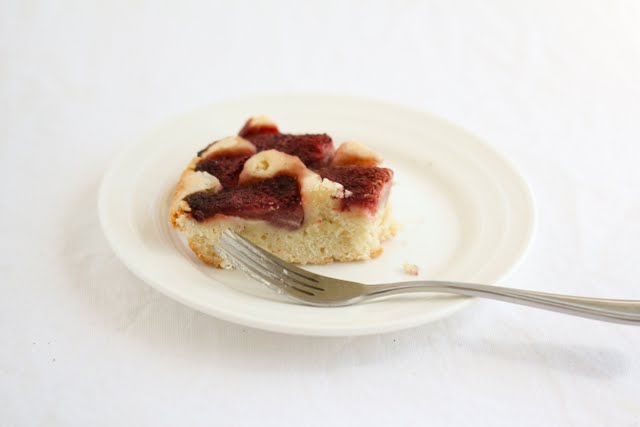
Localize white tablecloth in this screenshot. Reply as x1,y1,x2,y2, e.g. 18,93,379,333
2,1,639,425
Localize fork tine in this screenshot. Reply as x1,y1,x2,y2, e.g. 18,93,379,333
219,232,286,276
217,233,323,292
216,241,318,301
217,238,297,288
216,244,277,289
221,230,323,287
222,231,322,282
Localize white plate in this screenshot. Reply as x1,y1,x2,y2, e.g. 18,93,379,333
98,94,536,336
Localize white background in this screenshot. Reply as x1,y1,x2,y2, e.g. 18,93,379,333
2,0,640,426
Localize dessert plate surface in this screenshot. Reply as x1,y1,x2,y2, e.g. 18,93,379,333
99,94,536,336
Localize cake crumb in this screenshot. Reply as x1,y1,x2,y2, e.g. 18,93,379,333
403,263,419,276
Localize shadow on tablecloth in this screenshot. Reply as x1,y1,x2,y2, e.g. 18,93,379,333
61,178,629,378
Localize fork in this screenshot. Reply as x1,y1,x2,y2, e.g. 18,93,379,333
215,230,640,325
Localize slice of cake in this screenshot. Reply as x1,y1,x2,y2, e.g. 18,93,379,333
170,116,395,267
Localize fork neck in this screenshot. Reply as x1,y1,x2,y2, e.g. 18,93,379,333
365,281,449,297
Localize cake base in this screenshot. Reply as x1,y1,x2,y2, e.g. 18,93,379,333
174,203,396,268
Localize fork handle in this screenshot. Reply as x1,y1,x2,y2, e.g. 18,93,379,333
366,281,640,325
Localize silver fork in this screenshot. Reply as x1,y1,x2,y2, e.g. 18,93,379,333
215,230,640,325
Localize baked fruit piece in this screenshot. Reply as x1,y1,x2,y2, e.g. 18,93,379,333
170,116,396,267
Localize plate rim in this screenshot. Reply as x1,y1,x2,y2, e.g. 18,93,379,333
98,93,537,336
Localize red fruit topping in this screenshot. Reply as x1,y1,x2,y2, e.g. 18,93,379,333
316,166,393,212
184,175,304,229
238,118,280,139
195,150,254,188
247,133,334,167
